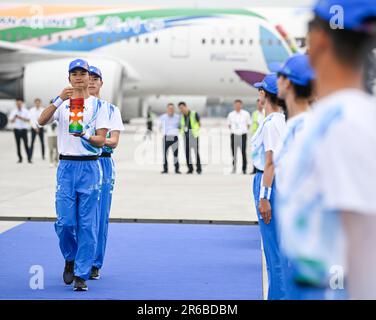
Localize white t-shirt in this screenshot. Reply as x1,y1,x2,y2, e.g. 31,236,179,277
9,108,31,130
29,107,45,129
251,112,286,171
227,109,252,135
49,96,111,156
277,89,376,286
274,112,308,192
102,102,125,154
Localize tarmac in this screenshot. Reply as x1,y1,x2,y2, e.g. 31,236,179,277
0,118,257,224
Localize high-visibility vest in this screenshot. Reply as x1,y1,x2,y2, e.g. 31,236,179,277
180,111,200,138
251,110,264,136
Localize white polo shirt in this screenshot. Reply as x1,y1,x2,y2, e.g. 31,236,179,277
49,96,110,156
277,89,376,286
9,108,31,130
29,107,45,129
227,109,252,135
102,102,125,154
251,112,286,171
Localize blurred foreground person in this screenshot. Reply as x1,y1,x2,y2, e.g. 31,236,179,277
277,0,376,300
275,53,315,299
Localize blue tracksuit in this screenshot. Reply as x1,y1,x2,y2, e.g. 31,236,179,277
94,155,115,269
55,159,102,280
253,171,286,299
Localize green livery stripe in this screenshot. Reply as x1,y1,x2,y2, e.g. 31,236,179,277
0,8,265,42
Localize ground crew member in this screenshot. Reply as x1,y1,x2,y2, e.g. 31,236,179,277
277,0,376,299
251,99,265,137
87,65,124,280
250,99,265,174
251,73,287,299
178,102,202,174
38,59,111,291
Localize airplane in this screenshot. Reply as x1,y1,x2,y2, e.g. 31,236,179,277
0,4,311,127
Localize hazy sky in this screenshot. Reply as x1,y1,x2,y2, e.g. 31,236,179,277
5,0,314,7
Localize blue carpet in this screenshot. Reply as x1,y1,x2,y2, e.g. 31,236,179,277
0,222,262,300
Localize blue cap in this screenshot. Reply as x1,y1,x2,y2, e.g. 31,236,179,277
253,73,278,95
277,54,315,86
89,66,102,79
68,59,90,73
314,0,376,32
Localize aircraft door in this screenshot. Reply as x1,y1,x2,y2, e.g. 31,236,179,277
170,27,190,58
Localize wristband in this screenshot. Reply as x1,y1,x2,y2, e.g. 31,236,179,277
81,131,92,141
52,96,63,108
260,186,272,200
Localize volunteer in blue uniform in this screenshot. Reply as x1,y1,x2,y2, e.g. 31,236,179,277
38,59,110,291
277,0,376,299
274,53,315,299
87,65,124,280
251,73,287,299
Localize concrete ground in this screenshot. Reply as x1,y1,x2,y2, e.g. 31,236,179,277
0,118,258,223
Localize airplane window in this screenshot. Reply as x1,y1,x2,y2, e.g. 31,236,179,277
154,37,159,43
16,33,22,40
202,39,206,44
135,37,140,43
145,37,149,43
97,36,102,43
268,39,273,46
117,34,122,41
107,36,112,43
239,39,244,45
58,35,63,42
229,78,234,83
249,39,253,45
38,36,41,42
220,39,225,45
78,36,83,43
211,39,216,45
6,33,12,40
278,40,282,46
88,36,93,43
230,39,234,45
